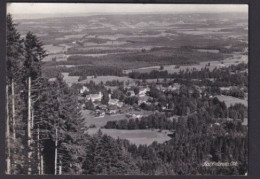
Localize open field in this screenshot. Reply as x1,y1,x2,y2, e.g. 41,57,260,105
82,109,153,127
61,73,79,86
127,54,247,74
43,44,65,54
216,95,248,107
61,72,134,86
86,128,172,146
79,75,134,84
56,34,86,40
43,44,72,62
43,54,68,62
82,110,126,127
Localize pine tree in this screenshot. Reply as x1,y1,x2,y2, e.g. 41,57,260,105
55,74,85,174
6,13,24,174
40,74,85,174
82,131,139,175
23,31,47,174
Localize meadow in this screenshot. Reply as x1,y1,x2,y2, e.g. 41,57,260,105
82,109,153,128
216,95,248,107
86,128,172,146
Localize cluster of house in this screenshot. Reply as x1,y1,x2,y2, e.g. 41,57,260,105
126,86,153,106
79,85,152,117
156,83,206,97
78,82,210,117
78,81,228,118
85,91,124,117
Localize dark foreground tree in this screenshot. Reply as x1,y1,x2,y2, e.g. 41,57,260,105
82,131,139,175
6,13,25,174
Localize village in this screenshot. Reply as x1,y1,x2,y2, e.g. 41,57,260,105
78,81,157,118
72,61,248,130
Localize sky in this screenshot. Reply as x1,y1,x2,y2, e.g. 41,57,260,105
7,3,248,15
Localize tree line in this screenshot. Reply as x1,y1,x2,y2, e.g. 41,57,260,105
104,100,247,131
128,63,248,88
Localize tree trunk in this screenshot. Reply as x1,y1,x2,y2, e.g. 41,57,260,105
27,77,32,174
59,160,62,175
11,79,16,173
40,117,44,174
31,109,34,130
37,125,40,174
11,79,16,141
6,84,11,174
40,153,44,174
54,128,58,175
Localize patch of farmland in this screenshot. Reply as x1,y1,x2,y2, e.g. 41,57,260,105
177,30,229,35
196,49,220,53
86,128,172,146
55,34,86,40
62,73,80,86
92,31,175,40
62,73,134,86
79,76,134,84
43,54,67,62
66,51,137,57
216,95,248,108
82,109,153,128
67,54,108,57
128,54,247,74
43,44,65,54
82,110,126,127
84,40,127,46
42,44,72,62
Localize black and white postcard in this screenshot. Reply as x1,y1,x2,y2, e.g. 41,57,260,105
4,3,250,175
